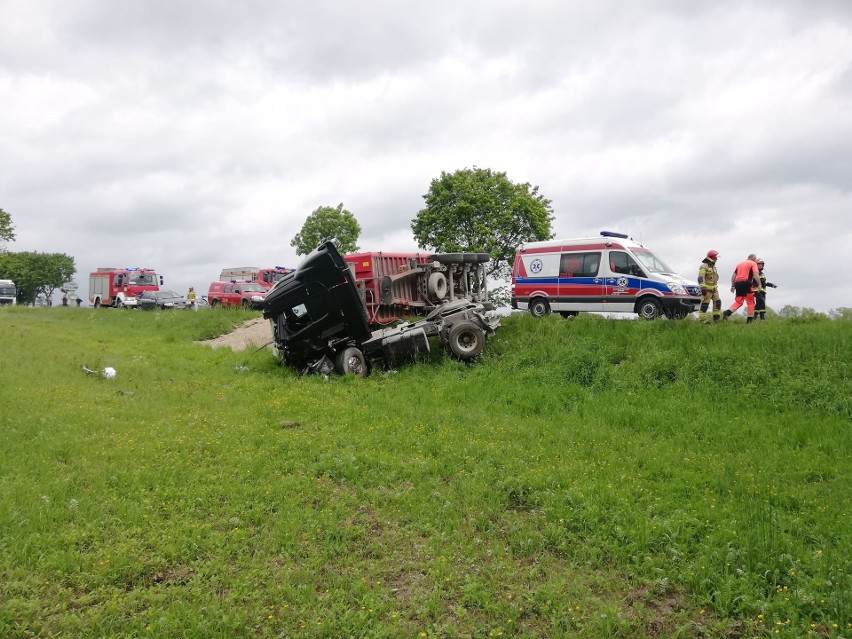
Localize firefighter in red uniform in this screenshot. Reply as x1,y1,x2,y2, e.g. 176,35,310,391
722,254,761,323
697,250,721,323
754,258,777,321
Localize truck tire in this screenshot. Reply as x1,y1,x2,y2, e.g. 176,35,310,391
210,299,220,308
447,321,485,360
427,272,448,300
636,297,662,320
94,298,101,308
241,299,251,309
529,298,550,318
335,347,368,377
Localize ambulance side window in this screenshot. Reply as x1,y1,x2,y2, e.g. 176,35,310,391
560,252,601,277
609,251,643,276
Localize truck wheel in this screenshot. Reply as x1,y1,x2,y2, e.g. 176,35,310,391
529,298,550,318
94,298,101,308
432,253,464,265
210,299,220,308
241,299,251,309
115,298,124,309
335,347,368,377
427,272,448,300
447,321,485,360
637,298,662,320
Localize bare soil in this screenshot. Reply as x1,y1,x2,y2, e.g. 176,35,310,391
196,318,273,352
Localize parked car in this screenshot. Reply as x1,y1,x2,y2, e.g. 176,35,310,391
190,297,211,310
138,290,187,310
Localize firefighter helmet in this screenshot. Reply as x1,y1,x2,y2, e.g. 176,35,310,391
706,250,719,260
757,258,764,265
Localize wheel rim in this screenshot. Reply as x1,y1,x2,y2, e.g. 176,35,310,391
455,329,480,354
346,355,365,375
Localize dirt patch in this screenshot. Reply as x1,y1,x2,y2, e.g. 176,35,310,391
196,318,273,352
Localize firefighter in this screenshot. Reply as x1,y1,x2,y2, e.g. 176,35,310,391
723,253,761,323
754,258,777,321
186,286,197,310
697,250,722,323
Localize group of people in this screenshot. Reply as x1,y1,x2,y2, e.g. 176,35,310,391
697,251,777,324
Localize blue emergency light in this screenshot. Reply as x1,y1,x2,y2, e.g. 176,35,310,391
600,231,629,239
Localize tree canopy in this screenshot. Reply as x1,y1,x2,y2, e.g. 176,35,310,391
411,167,554,279
0,207,15,246
0,251,76,305
290,204,362,256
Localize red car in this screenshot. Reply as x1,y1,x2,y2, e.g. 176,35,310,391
207,281,268,309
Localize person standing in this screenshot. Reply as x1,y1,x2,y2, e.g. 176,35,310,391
697,250,722,323
186,286,197,310
754,258,777,321
723,254,761,323
62,293,69,307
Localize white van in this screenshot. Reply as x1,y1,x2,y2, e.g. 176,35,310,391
511,232,700,319
0,279,16,305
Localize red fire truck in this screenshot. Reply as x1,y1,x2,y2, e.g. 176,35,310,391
218,266,293,290
89,267,163,308
343,251,492,325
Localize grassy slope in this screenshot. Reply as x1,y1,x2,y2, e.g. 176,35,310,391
0,307,850,638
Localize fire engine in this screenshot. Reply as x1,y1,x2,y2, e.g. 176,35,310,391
89,267,163,308
218,266,293,290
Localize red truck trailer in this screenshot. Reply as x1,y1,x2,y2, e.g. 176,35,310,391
343,251,491,325
218,266,293,290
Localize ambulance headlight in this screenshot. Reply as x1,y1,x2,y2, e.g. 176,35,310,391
667,283,686,295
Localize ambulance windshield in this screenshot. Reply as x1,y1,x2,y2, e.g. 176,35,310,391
128,272,157,286
632,249,674,274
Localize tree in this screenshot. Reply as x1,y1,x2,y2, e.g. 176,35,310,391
0,251,75,305
290,203,362,256
411,167,554,280
0,207,15,247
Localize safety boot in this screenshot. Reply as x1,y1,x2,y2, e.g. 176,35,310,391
722,310,732,321
712,313,721,322
746,316,754,324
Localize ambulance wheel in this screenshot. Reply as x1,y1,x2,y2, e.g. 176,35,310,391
335,347,368,377
447,321,485,360
636,298,662,320
529,298,550,318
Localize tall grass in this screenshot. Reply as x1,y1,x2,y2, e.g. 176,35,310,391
1,307,850,638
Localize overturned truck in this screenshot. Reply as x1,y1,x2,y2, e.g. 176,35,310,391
263,242,499,376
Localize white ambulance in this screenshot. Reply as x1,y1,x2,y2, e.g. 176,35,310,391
511,232,700,320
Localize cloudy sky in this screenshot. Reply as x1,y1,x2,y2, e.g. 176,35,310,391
2,0,851,311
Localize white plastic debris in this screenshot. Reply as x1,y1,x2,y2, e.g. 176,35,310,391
102,367,117,379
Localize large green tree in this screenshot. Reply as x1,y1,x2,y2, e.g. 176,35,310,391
0,207,15,247
411,167,554,279
0,251,76,305
290,203,362,256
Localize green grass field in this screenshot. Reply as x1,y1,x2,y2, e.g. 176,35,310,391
1,307,850,638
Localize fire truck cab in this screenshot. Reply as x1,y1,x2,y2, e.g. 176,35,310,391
89,267,163,308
